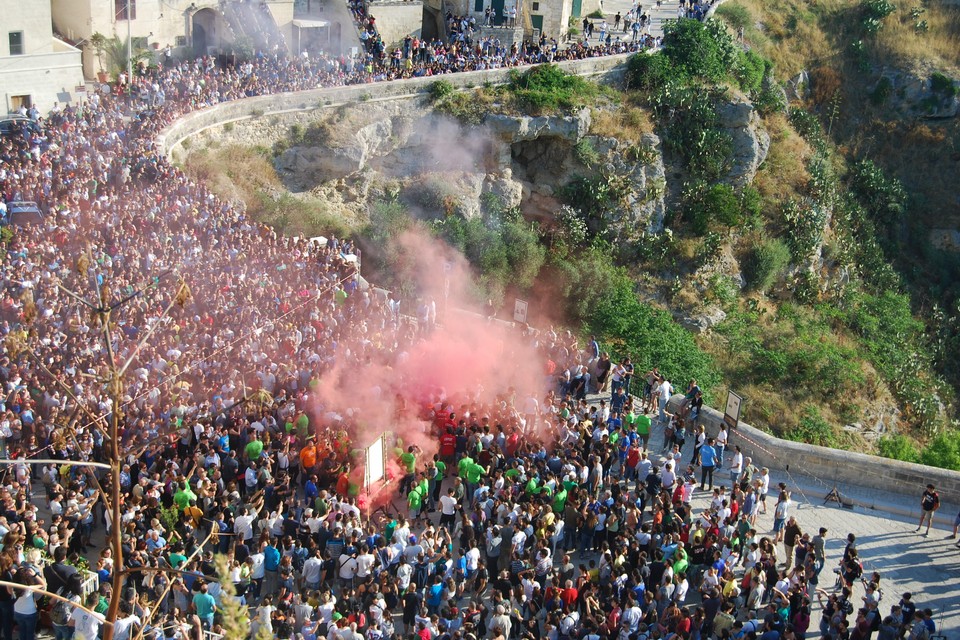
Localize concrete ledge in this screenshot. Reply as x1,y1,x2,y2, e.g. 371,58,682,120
666,394,960,518
157,55,631,156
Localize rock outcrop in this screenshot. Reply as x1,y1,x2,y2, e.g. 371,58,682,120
874,65,960,119
718,97,770,187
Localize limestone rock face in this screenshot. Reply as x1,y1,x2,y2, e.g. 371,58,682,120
875,67,960,119
486,108,592,143
719,97,770,187
680,306,727,334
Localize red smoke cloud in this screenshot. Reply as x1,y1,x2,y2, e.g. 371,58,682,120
308,229,549,511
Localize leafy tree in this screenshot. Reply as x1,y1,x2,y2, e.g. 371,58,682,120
919,429,960,470
588,274,721,397
626,52,682,91
876,434,920,463
848,159,907,227
661,18,738,84
507,64,598,114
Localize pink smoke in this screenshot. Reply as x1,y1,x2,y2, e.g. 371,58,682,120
308,229,549,511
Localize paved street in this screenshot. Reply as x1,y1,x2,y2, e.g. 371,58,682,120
588,389,960,636
588,0,683,41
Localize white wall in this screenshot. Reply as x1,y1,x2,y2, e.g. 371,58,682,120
0,0,84,112
1,0,55,55
0,45,85,113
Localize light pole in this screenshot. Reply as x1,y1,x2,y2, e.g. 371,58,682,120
127,0,133,83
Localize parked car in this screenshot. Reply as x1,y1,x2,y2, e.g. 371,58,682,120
1,201,44,226
0,115,40,138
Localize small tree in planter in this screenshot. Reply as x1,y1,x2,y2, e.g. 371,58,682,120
90,32,109,82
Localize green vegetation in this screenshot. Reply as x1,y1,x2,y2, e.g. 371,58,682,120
743,238,790,292
506,64,600,114
785,406,844,448
860,0,896,32
589,272,722,397
683,182,745,234
428,65,606,123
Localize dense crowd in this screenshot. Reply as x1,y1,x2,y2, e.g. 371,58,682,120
0,12,943,640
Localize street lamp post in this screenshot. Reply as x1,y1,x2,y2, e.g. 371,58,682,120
127,0,133,84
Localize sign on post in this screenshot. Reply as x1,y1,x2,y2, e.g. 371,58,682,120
724,390,743,429
513,299,528,323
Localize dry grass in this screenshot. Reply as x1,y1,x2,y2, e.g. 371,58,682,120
872,4,960,70
752,113,814,205
730,0,960,78
184,144,352,237
185,144,282,204
589,103,655,144
728,0,849,77
846,117,960,222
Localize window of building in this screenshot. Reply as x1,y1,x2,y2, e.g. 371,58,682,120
175,35,187,47
8,31,24,55
532,2,539,10
115,0,137,20
11,95,32,111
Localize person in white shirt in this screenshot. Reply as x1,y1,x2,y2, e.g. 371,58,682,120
396,557,413,590
249,545,266,600
657,378,673,425
234,505,259,542
70,592,105,640
729,446,744,487
356,546,376,579
338,551,359,588
302,549,323,589
465,545,481,575
112,604,142,640
439,489,459,529
716,426,728,460
305,509,324,534
661,463,676,493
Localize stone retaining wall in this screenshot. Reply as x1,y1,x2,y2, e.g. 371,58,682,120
666,394,960,517
157,54,631,156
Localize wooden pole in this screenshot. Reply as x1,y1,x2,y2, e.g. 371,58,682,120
0,581,113,624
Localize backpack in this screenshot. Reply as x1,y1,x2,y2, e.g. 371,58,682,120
51,589,72,626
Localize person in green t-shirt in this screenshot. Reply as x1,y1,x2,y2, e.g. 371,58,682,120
430,457,447,506
192,582,217,625
408,485,423,518
399,445,421,496
463,460,486,501
636,413,652,450
245,435,264,462
458,455,474,479
553,486,568,514
525,477,540,495
169,547,188,569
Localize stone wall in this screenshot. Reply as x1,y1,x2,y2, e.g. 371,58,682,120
368,1,425,45
666,394,960,519
157,53,631,157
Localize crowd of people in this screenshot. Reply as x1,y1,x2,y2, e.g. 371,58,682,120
0,9,944,640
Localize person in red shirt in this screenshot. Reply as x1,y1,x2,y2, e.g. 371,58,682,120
560,580,578,611
440,428,456,459
674,608,692,638
336,464,351,496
